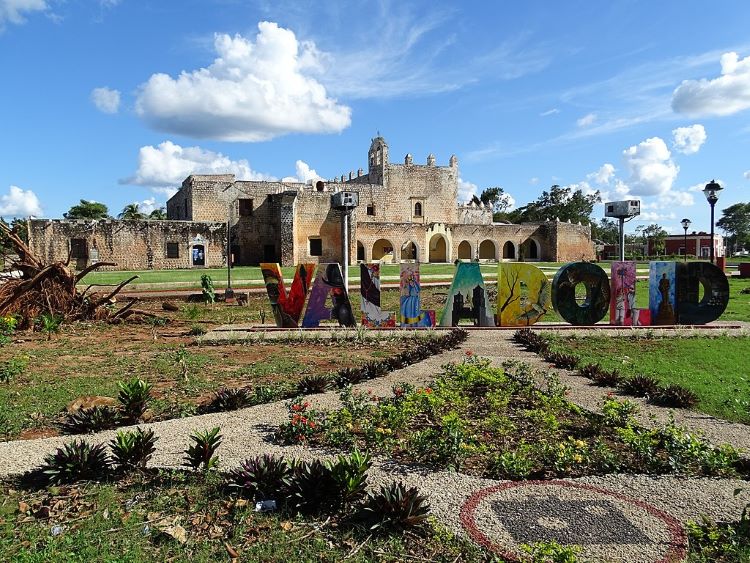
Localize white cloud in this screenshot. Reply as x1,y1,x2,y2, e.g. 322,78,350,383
134,198,162,214
657,190,694,207
635,211,676,222
0,0,46,31
672,124,706,154
457,177,479,202
672,52,750,117
529,177,539,185
281,160,322,183
90,86,121,114
576,112,597,127
540,108,559,117
587,163,615,185
622,137,679,196
744,170,750,180
135,22,351,141
0,185,43,217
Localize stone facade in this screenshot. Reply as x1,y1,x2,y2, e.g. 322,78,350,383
28,137,594,271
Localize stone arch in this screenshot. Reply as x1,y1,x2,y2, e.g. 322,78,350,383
478,239,497,261
428,234,448,263
522,238,540,261
401,240,418,261
502,241,516,260
356,240,365,262
372,238,395,262
457,240,472,260
315,180,325,192
414,202,422,217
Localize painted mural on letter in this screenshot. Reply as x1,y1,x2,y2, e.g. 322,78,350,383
551,262,610,325
260,262,315,328
496,263,550,326
301,263,356,328
610,262,650,326
360,263,396,327
675,262,729,324
649,261,677,325
399,263,435,327
439,262,494,327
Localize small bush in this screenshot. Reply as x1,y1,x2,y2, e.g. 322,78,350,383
62,406,121,434
296,374,331,395
37,313,62,339
183,427,222,471
544,350,579,370
328,449,371,505
0,314,18,345
286,459,341,514
650,384,699,408
276,399,323,444
183,305,202,320
601,397,639,427
117,379,153,424
110,428,158,470
207,387,253,412
589,368,622,387
618,374,660,397
40,440,111,484
490,448,535,480
578,363,606,380
200,274,215,304
188,324,206,336
360,481,430,532
227,454,292,500
0,355,28,383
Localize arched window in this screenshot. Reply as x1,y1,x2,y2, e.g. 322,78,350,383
315,181,325,192
414,202,422,217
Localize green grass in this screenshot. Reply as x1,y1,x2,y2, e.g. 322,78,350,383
553,334,750,424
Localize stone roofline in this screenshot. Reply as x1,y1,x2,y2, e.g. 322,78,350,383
29,218,226,227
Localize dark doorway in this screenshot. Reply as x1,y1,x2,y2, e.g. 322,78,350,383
192,245,205,266
263,244,276,262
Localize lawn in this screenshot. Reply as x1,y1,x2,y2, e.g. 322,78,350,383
551,334,750,424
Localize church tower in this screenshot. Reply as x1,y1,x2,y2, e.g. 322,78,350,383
368,136,388,185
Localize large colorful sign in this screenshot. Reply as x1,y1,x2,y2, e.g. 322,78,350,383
259,260,729,328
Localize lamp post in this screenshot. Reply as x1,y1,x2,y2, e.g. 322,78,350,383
702,180,723,264
680,218,691,262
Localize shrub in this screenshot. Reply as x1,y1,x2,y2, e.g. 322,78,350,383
650,384,698,408
183,305,202,321
110,428,158,470
117,378,153,423
0,315,18,345
206,387,253,412
334,367,363,387
200,274,216,304
328,449,371,505
227,454,292,500
276,399,322,444
521,540,581,563
490,448,535,480
62,406,121,434
183,427,222,471
589,368,622,387
296,374,331,395
40,440,111,484
250,385,280,404
618,374,660,397
37,313,63,339
188,324,206,336
601,397,639,427
0,355,28,384
360,482,430,532
544,351,579,370
578,363,606,380
286,459,341,514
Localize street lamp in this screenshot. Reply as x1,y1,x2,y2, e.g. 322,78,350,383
702,180,723,264
680,218,691,262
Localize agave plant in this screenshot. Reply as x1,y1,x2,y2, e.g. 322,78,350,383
117,378,153,424
360,481,430,531
578,363,606,380
618,374,660,397
296,375,331,395
62,406,121,434
207,387,253,412
544,351,579,370
589,368,623,387
41,440,111,484
227,454,292,500
183,427,222,471
286,459,341,514
110,428,158,470
650,384,698,408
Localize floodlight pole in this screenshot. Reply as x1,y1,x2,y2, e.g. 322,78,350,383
618,217,625,262
342,210,350,293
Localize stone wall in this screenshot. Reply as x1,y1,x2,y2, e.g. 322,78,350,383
28,219,226,271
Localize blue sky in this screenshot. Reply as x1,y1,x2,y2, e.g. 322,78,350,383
2,0,749,234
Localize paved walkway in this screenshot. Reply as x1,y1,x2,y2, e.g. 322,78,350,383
1,329,748,562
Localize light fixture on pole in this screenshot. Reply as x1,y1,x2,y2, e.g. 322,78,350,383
680,218,691,262
702,180,723,264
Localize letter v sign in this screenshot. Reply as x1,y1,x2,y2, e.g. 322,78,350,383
260,263,315,328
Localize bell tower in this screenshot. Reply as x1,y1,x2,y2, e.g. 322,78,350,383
367,136,388,185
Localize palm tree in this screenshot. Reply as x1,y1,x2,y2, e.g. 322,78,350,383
118,203,145,220
148,208,167,220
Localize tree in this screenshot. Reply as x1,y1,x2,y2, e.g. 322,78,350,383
64,200,109,220
716,202,750,254
508,185,600,225
148,208,167,220
642,223,668,256
479,187,512,215
118,203,145,220
591,218,619,244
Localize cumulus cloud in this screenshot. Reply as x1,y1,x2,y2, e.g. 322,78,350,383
0,185,43,216
587,163,615,185
576,113,597,127
672,124,706,154
457,177,479,202
135,22,351,141
135,198,161,214
622,137,679,196
672,52,750,117
635,211,676,222
281,160,322,183
91,86,121,114
657,190,694,207
0,0,46,31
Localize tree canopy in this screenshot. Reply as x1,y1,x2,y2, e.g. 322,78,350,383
508,184,600,225
716,202,750,253
118,203,146,220
590,218,619,244
64,200,109,220
148,208,167,220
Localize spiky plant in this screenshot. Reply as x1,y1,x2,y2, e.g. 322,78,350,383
41,440,111,484
578,363,606,380
207,387,253,412
619,374,660,397
286,459,341,513
334,367,363,387
544,351,579,370
589,368,623,387
328,449,371,505
183,427,222,471
62,406,121,434
227,454,292,500
360,481,430,531
296,375,331,395
650,384,698,408
117,379,153,423
110,428,158,470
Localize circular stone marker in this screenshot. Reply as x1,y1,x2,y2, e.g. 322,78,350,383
460,480,686,563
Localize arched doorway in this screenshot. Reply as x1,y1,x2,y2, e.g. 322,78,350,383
522,238,540,260
372,239,395,262
357,241,365,261
479,240,497,261
428,234,447,263
191,244,206,266
502,241,516,260
401,241,418,261
457,241,472,260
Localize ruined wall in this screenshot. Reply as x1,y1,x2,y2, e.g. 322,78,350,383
456,203,493,225
551,220,595,262
28,219,226,271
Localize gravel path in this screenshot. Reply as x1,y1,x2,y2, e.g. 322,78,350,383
1,328,749,562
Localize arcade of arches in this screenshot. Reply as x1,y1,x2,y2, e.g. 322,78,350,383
428,234,447,263
357,237,542,263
